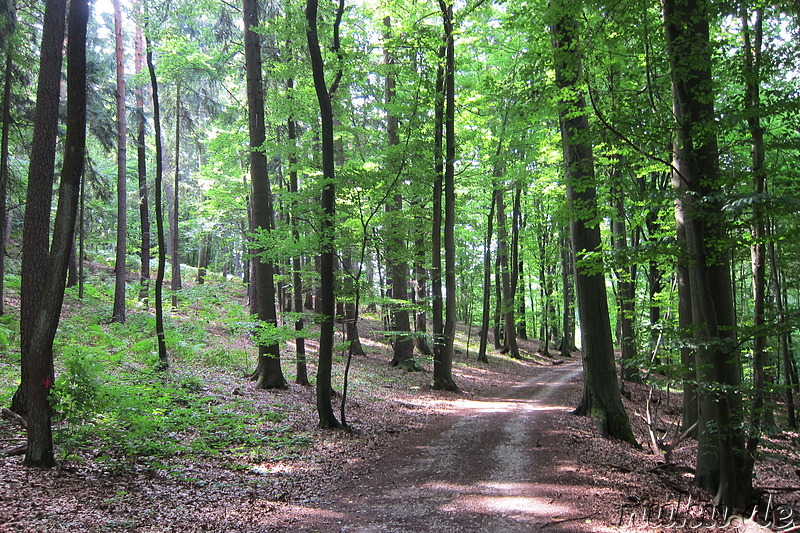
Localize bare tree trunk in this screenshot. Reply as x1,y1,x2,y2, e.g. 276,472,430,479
413,237,432,356
145,28,168,368
244,0,287,390
196,234,209,285
664,0,746,507
306,0,343,427
384,16,414,369
559,228,575,357
287,100,309,383
611,180,639,383
26,0,87,467
742,7,767,481
135,17,150,306
170,81,181,309
769,227,795,428
432,1,457,391
13,0,66,417
495,179,519,359
478,190,496,363
111,0,127,323
511,183,526,340
551,3,636,444
0,47,12,315
493,253,502,349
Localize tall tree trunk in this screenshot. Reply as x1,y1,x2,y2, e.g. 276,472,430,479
664,0,746,507
13,0,66,416
478,190,496,363
0,46,12,316
306,0,343,427
551,3,636,445
495,180,519,359
66,237,78,288
196,233,209,284
512,183,526,340
676,196,697,434
431,46,446,376
432,1,457,391
78,174,85,299
769,231,796,428
559,228,575,357
341,253,365,356
384,16,414,369
244,0,287,390
413,237,432,356
26,0,87,467
742,6,767,481
493,253,502,349
111,0,127,323
145,29,168,368
287,97,310,383
170,81,181,309
611,181,639,383
135,17,150,306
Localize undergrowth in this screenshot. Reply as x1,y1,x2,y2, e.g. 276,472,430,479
0,271,314,473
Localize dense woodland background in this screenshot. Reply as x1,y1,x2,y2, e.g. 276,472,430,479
1,0,800,516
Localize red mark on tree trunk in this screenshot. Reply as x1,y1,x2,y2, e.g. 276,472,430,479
43,375,53,390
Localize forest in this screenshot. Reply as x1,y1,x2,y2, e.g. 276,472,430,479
1,0,800,529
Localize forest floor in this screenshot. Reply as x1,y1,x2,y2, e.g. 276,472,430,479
1,268,800,532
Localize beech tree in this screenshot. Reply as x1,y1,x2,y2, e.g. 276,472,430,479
306,0,345,428
243,0,287,390
664,0,746,508
550,0,636,445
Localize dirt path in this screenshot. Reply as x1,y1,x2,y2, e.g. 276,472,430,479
293,361,618,532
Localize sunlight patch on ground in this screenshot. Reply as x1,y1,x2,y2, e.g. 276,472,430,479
250,462,299,475
447,495,571,516
418,480,574,517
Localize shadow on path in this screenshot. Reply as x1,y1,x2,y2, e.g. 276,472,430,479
292,361,620,532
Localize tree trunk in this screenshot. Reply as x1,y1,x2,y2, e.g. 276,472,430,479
664,0,746,507
135,17,150,306
559,228,575,357
111,0,127,324
493,253,502,349
288,105,309,383
170,82,181,309
432,2,457,391
0,47,12,315
551,4,636,445
13,0,67,417
26,0,87,467
196,233,209,285
384,17,414,369
742,7,767,482
66,237,78,288
431,47,446,374
413,237,432,356
512,183,526,340
341,253,365,357
611,181,639,383
478,190,496,363
769,227,796,428
244,0,287,390
145,25,168,369
78,174,85,299
306,0,342,427
495,179,519,359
